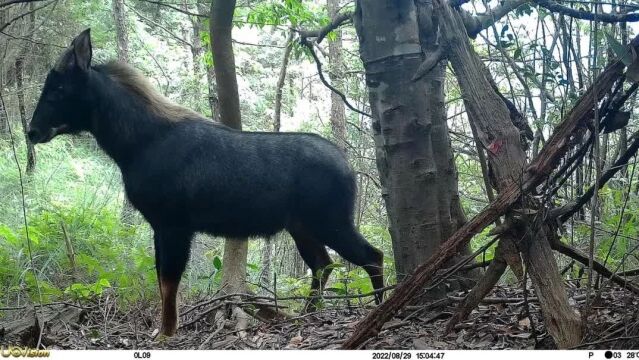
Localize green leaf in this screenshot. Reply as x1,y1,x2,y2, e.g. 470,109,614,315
605,31,632,65
0,225,19,247
514,48,522,59
213,255,222,271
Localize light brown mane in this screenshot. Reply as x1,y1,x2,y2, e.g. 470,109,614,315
100,61,204,121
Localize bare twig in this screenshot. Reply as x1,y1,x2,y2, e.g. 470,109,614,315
299,38,371,118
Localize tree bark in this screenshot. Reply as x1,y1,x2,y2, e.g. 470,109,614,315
15,57,35,174
195,4,220,122
14,4,36,174
112,0,129,62
209,0,248,297
353,0,466,295
260,239,272,290
273,31,293,132
0,88,7,136
111,0,137,225
327,0,347,153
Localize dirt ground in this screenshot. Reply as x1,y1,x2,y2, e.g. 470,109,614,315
2,285,638,350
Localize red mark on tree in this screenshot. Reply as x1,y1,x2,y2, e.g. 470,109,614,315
487,139,504,155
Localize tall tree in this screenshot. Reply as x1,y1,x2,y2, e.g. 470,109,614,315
209,0,248,300
15,2,36,173
112,0,129,62
273,30,294,132
326,0,347,153
352,0,468,290
197,4,220,122
111,0,137,225
15,57,35,174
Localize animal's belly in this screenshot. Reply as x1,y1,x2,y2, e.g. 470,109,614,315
192,210,288,238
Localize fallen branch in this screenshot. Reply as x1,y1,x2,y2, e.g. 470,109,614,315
551,240,639,295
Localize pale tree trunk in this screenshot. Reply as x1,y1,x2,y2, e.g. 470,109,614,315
260,240,271,290
15,58,35,174
0,10,7,137
111,0,136,225
210,0,248,304
0,89,7,136
186,3,205,113
273,31,294,132
353,0,469,296
112,0,129,62
15,3,36,174
327,0,347,153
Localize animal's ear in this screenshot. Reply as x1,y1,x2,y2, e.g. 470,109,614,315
55,29,92,72
72,29,92,71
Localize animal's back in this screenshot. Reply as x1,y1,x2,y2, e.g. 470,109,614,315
124,118,356,237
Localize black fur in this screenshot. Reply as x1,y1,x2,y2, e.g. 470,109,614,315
29,30,384,329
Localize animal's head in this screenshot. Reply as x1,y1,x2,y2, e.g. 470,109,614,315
28,29,94,144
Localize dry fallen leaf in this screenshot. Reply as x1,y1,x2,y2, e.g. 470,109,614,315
413,337,430,349
289,335,303,346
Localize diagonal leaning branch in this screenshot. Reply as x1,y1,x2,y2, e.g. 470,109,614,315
341,8,637,350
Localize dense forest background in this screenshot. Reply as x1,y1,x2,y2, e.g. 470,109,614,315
1,0,639,350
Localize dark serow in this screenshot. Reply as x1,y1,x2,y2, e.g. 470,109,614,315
28,29,384,336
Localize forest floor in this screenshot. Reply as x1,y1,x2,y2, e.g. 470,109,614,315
2,285,638,350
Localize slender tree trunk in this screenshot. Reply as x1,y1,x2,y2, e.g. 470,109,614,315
273,31,294,132
196,7,219,121
327,0,347,153
112,0,129,62
14,3,36,173
186,3,206,114
0,89,7,136
0,7,7,137
260,240,272,290
210,0,248,299
111,0,137,225
15,58,35,174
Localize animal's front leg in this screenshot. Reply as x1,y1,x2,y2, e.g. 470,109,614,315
153,227,193,336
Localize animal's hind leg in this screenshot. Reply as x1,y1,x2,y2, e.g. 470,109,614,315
319,225,385,304
289,227,333,312
153,227,193,337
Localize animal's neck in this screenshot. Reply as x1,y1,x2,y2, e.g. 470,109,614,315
88,71,171,168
